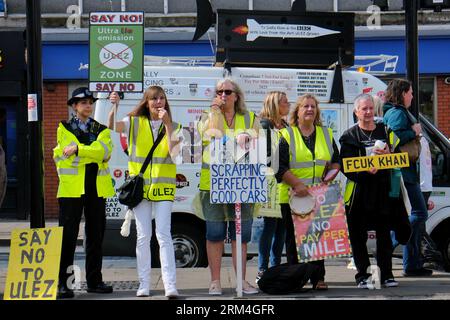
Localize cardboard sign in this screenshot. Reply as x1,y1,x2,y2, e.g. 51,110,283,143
89,12,144,92
210,163,268,204
342,152,410,173
292,182,351,262
4,227,63,300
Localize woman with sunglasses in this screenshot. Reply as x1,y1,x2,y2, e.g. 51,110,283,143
108,86,182,298
198,78,261,295
275,94,340,290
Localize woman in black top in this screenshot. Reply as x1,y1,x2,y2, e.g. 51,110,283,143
256,91,290,283
340,93,409,288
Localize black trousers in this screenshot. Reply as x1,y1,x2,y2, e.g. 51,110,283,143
280,203,326,280
58,195,106,288
347,212,393,284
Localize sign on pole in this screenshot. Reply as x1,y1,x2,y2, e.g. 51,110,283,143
89,11,144,93
4,227,63,300
209,134,267,297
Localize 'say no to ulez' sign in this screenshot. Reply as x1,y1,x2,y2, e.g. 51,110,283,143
89,12,144,93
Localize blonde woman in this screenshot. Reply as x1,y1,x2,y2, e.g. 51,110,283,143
198,78,261,295
275,94,340,290
256,91,290,282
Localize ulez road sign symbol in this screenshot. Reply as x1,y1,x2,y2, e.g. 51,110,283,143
98,43,135,70
89,11,144,93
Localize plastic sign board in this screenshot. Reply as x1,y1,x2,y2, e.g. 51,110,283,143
4,227,63,300
342,152,410,173
293,182,351,262
209,135,268,204
210,163,268,204
216,10,354,68
89,12,144,93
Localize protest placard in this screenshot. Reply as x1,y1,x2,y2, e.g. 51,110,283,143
89,12,144,92
4,227,63,300
210,163,268,204
292,182,351,262
342,152,409,173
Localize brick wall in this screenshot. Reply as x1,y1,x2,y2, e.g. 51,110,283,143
436,76,450,138
42,82,68,218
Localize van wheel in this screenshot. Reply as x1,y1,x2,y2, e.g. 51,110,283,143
172,222,207,268
437,233,450,272
432,220,450,272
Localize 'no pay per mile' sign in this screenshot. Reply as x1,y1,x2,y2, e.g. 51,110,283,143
89,12,144,93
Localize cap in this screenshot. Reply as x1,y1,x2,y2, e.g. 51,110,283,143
67,87,98,106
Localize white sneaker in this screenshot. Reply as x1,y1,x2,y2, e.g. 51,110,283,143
136,288,150,297
382,279,398,288
165,288,179,298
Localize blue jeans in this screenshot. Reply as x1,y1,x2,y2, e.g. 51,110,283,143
257,217,286,272
403,182,428,272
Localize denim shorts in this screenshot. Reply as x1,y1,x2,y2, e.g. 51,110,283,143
200,191,254,242
206,219,253,243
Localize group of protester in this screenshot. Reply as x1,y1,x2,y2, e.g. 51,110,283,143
53,77,433,299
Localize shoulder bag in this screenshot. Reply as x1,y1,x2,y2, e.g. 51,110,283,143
117,126,166,208
399,109,421,163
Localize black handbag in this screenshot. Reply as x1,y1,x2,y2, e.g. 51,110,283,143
118,126,166,208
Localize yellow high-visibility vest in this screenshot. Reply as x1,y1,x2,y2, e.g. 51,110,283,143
278,126,334,203
53,122,115,198
199,111,255,191
128,116,181,201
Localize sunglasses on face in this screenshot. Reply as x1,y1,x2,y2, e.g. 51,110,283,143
216,90,234,96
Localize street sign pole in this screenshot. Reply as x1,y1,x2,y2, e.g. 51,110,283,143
26,0,45,228
235,202,243,298
405,0,419,118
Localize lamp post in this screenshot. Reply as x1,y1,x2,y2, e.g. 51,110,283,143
405,0,419,118
26,0,45,228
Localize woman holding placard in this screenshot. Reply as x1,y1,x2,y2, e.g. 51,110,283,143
340,93,408,289
198,79,261,295
275,93,340,290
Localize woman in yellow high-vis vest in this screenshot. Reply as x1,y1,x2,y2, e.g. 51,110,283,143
198,79,261,295
275,94,340,290
108,86,181,298
54,87,115,299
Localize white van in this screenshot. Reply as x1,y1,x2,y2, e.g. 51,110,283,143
94,64,450,271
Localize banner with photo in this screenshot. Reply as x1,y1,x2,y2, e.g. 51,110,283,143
292,181,351,263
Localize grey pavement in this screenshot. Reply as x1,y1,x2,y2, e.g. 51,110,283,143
1,220,450,300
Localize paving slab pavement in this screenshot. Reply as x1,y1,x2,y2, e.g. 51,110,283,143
1,220,449,300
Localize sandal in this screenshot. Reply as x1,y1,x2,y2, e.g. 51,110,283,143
209,280,222,295
315,280,328,290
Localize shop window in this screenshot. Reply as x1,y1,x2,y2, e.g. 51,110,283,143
418,78,435,123
0,102,17,180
